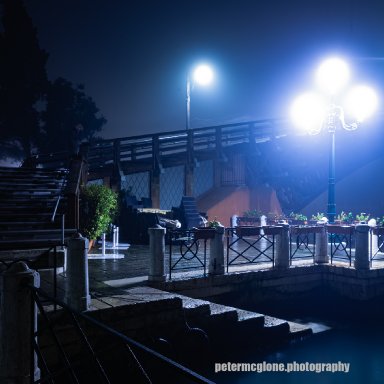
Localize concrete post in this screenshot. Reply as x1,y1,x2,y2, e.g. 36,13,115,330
315,225,329,264
354,224,370,270
209,225,225,275
66,233,91,311
275,224,290,269
148,226,166,282
368,219,378,258
370,232,379,259
0,261,41,383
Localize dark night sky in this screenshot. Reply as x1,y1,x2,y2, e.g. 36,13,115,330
24,0,384,139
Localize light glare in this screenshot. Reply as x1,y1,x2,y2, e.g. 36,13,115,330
193,65,214,86
316,57,350,95
291,93,326,134
345,85,378,121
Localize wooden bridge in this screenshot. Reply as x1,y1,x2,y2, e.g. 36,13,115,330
29,118,293,211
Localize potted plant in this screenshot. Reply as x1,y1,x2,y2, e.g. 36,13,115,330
310,212,327,225
336,211,354,224
207,217,222,228
79,184,118,248
355,212,370,224
289,212,307,225
239,209,263,226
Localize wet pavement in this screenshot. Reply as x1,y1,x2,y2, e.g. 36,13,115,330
37,238,384,304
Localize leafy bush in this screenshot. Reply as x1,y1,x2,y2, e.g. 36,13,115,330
289,212,307,221
311,212,326,221
336,211,354,223
356,212,370,222
207,217,222,228
79,184,118,240
243,209,263,218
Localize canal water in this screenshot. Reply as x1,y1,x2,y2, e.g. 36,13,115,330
210,288,384,384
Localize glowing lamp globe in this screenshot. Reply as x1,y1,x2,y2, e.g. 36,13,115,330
345,85,378,122
193,65,214,86
291,92,326,134
316,58,350,95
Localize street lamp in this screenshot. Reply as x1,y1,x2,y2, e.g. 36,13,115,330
186,64,214,130
291,57,378,223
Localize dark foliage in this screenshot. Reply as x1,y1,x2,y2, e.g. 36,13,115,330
0,0,48,159
0,0,107,160
39,78,106,154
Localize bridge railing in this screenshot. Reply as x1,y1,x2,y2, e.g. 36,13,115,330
86,118,288,172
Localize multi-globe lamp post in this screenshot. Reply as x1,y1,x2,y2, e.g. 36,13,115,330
291,57,378,223
186,64,214,130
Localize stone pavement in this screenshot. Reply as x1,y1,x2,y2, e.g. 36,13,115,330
37,239,384,305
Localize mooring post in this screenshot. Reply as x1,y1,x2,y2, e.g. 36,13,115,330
275,224,290,269
0,261,41,383
315,224,329,264
148,226,166,282
354,223,370,270
65,233,91,311
209,225,225,275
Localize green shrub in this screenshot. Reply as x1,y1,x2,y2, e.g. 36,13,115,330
356,212,370,222
289,212,307,221
336,211,354,223
79,184,118,240
243,209,263,218
311,212,326,221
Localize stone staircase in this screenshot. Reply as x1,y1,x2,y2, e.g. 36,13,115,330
179,196,202,229
38,286,313,380
0,166,78,271
0,166,76,249
88,286,312,358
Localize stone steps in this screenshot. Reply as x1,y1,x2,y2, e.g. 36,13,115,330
40,286,314,370
88,287,313,347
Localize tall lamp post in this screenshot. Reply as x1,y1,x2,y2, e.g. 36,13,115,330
186,64,214,130
291,57,378,223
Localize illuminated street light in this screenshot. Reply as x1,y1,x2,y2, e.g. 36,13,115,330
186,64,214,130
291,57,378,223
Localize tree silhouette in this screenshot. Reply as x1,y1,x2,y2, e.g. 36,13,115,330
39,78,106,154
0,0,107,160
0,0,48,159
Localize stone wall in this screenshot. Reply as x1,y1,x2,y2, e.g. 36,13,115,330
153,264,384,302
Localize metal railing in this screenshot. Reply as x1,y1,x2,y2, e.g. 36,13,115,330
168,228,215,279
371,227,384,265
226,226,278,271
289,226,322,264
327,225,355,266
1,244,63,308
29,286,215,384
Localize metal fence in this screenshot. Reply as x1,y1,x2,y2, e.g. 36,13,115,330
289,226,321,264
168,228,215,278
371,226,384,265
225,226,279,271
29,285,214,384
327,225,355,266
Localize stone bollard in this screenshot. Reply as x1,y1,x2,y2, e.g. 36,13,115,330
354,224,370,270
66,233,91,311
368,219,378,258
0,261,41,383
315,224,329,264
230,215,238,239
275,224,290,269
209,225,225,275
148,226,166,282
